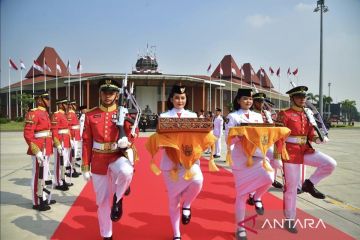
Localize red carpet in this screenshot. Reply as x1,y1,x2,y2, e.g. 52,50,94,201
51,138,355,240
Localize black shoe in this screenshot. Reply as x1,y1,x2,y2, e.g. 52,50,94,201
246,195,255,206
213,155,221,158
110,194,123,222
254,200,264,215
284,219,298,233
235,229,247,240
46,199,56,205
125,186,131,196
297,188,304,194
63,181,74,187
272,180,283,189
33,197,51,211
103,236,112,240
301,179,325,199
173,237,181,240
55,184,69,191
181,207,191,225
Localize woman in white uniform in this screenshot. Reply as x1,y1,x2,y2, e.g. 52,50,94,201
159,85,202,240
225,88,279,240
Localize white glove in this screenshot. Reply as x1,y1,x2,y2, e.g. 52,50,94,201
83,171,91,181
57,146,63,156
118,136,130,149
272,159,283,169
315,136,330,144
35,151,45,162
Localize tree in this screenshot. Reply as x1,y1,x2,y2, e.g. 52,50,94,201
306,93,317,104
12,93,35,117
340,99,357,124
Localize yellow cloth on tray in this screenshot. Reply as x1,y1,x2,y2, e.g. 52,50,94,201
226,126,291,170
145,131,218,180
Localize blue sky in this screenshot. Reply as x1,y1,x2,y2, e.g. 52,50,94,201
1,0,359,109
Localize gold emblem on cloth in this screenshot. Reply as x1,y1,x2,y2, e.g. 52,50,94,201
260,135,269,145
182,144,193,156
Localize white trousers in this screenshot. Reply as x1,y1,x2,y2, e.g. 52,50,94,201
92,156,134,238
162,164,203,238
31,156,50,205
283,151,336,219
214,135,222,156
53,148,70,186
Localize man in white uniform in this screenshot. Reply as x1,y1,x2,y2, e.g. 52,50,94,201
213,108,224,158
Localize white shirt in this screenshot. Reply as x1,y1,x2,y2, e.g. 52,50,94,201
159,108,198,170
213,115,224,137
79,113,86,138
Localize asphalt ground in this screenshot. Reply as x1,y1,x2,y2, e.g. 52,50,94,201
1,127,359,239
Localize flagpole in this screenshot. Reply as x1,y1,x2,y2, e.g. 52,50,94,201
56,58,58,99
44,57,47,91
240,65,243,87
79,59,82,106
230,70,233,102
20,65,23,117
8,67,11,119
68,61,70,100
32,64,35,108
209,74,211,112
278,75,281,110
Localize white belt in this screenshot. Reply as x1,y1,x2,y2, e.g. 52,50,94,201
34,131,52,138
93,141,118,151
71,125,80,130
58,129,69,134
286,136,307,145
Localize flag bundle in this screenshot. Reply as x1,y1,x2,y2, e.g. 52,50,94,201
9,58,18,70
33,60,43,72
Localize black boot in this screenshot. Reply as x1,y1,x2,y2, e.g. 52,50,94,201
103,236,112,240
181,207,191,225
235,229,247,240
284,219,298,233
125,186,131,196
301,179,325,199
272,180,283,189
33,197,51,211
55,183,69,191
110,194,123,222
246,194,255,206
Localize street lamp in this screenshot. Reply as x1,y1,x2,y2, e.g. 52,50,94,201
314,0,329,117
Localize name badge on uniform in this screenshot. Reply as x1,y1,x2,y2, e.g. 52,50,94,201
93,114,101,118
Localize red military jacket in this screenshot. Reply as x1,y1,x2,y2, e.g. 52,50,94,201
51,109,71,148
275,106,316,164
82,104,138,175
23,106,53,156
67,110,81,141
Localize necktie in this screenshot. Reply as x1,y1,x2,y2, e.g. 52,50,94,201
177,112,182,118
245,113,249,119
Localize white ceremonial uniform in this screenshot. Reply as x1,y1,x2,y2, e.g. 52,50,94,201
213,115,224,156
225,109,274,230
159,108,203,238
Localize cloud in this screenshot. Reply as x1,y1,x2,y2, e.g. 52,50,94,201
246,14,273,28
295,2,314,12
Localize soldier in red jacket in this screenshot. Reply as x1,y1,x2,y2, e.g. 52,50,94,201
23,91,55,211
276,86,337,234
51,98,72,191
82,79,138,240
66,100,81,177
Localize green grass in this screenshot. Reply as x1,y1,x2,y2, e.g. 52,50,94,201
0,121,25,131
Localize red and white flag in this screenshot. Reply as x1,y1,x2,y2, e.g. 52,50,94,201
287,67,291,76
260,67,265,76
44,60,52,72
9,58,18,70
231,67,236,75
269,67,274,75
66,60,71,72
56,63,62,74
20,60,26,70
292,68,298,76
33,60,43,72
240,65,245,76
276,67,280,77
77,60,82,72
219,65,223,76
207,63,212,73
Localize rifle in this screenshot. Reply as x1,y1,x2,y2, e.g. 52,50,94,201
290,81,328,141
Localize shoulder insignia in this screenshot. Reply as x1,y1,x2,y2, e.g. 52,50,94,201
87,107,98,113
30,108,37,111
